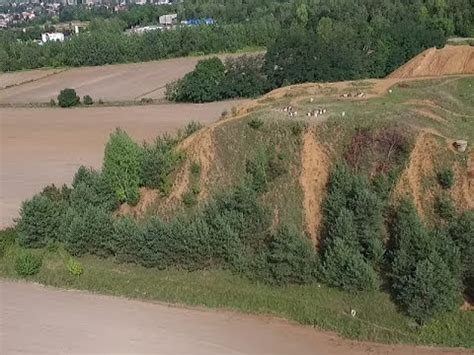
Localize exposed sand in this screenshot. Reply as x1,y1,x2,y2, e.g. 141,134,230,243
300,129,329,245
389,45,474,78
0,280,468,355
0,102,238,227
0,54,256,105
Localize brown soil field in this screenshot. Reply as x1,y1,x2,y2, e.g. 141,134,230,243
0,53,255,105
389,45,474,78
0,68,64,90
0,101,240,227
1,280,468,355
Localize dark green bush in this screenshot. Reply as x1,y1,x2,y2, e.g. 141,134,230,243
320,165,385,291
40,184,71,203
247,117,264,129
113,216,145,264
263,225,317,285
437,168,455,189
396,253,460,323
447,211,474,297
322,237,380,291
168,57,225,103
140,97,153,104
102,128,143,204
246,147,287,193
434,194,456,220
63,206,114,257
140,135,183,194
17,194,66,248
83,95,94,105
49,99,56,107
246,148,269,193
15,251,42,276
183,191,198,207
389,199,462,323
220,54,268,98
290,121,306,136
190,161,201,176
321,209,380,291
71,166,118,212
57,88,80,108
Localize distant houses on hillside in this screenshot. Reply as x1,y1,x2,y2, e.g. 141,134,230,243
126,13,215,35
41,32,65,43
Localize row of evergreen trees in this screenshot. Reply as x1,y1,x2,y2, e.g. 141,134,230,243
15,125,316,286
319,164,473,323
11,124,474,324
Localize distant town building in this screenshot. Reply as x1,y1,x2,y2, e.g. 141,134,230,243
41,32,65,43
183,18,215,26
159,13,177,26
125,25,163,35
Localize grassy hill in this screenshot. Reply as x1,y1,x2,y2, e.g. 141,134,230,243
1,74,473,348
133,75,473,233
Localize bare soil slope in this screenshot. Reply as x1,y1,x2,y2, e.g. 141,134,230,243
300,130,329,245
389,45,474,78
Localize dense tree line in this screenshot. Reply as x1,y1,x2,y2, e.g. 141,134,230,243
166,55,268,103
0,20,276,71
164,0,474,103
1,0,472,73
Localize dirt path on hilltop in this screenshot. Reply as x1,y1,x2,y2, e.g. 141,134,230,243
1,280,469,355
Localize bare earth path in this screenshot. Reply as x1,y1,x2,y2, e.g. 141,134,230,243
0,281,467,355
0,101,239,227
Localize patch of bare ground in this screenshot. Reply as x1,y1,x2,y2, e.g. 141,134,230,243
300,129,329,246
389,45,474,78
166,127,217,206
451,149,474,211
117,188,160,218
193,129,216,200
165,100,264,206
167,160,192,206
393,132,437,217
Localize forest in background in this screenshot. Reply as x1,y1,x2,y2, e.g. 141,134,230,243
1,0,473,74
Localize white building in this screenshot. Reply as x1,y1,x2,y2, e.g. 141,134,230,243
159,13,177,26
41,32,65,43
